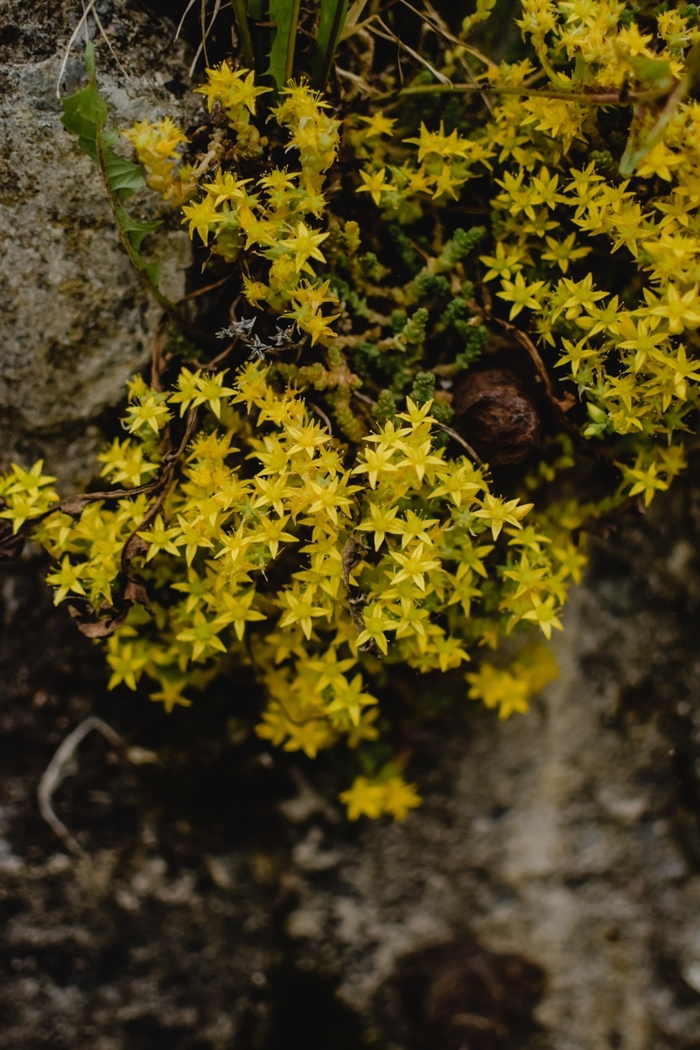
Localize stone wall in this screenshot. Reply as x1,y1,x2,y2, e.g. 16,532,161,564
0,0,193,486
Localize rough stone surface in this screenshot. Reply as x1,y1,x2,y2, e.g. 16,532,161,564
0,0,193,486
0,560,285,1050
2,478,700,1049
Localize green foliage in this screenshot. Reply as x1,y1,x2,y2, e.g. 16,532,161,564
7,1,700,820
410,372,436,406
264,0,302,89
61,43,165,295
311,0,350,88
230,0,350,91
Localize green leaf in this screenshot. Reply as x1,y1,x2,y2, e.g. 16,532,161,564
103,151,147,199
116,206,162,253
266,0,301,89
312,0,349,88
60,87,107,160
60,43,107,157
622,51,675,94
140,258,164,286
620,84,688,177
59,44,169,308
619,42,700,177
82,38,96,79
229,0,256,71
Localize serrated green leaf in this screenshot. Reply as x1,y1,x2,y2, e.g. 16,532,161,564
60,45,166,303
104,151,147,199
60,83,107,155
116,205,162,252
60,41,107,149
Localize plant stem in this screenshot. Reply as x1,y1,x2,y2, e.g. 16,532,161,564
391,82,670,106
230,0,257,71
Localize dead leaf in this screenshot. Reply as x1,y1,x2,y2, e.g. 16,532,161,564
58,495,98,518
122,576,151,607
122,532,148,563
67,602,130,638
341,533,369,588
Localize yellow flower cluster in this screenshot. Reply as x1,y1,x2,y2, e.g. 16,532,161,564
0,361,577,817
123,116,194,206
339,771,421,822
349,1,700,515
349,115,494,222
126,68,341,345
466,641,559,720
0,462,58,532
11,3,700,818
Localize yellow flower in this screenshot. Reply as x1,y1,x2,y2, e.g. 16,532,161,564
359,113,397,138
339,776,387,820
181,195,222,246
356,602,395,655
646,284,700,335
202,170,252,206
279,221,330,273
404,121,471,163
521,595,564,640
138,514,182,561
195,64,270,116
473,494,533,540
278,587,329,638
382,776,421,821
496,273,546,319
45,555,87,605
242,275,270,307
357,167,388,205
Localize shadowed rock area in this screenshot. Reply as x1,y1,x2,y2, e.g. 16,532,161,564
2,481,700,1049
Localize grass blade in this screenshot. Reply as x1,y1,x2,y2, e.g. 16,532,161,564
312,0,349,88
230,0,256,70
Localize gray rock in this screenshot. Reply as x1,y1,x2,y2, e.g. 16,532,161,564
0,0,194,486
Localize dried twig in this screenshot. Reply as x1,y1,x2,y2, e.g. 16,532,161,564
308,401,334,435
38,717,125,856
370,16,452,86
56,0,128,98
434,422,482,465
